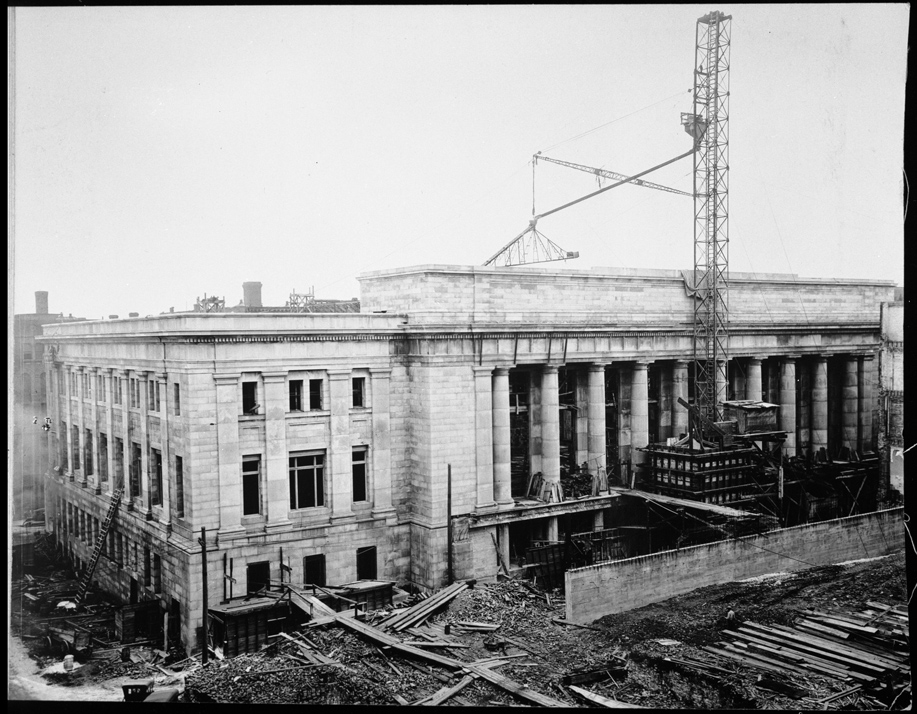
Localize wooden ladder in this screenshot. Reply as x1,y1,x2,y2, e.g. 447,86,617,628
75,487,123,602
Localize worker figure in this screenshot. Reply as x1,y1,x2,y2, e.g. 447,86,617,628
724,609,737,630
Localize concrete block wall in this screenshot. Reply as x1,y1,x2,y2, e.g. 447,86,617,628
565,508,904,624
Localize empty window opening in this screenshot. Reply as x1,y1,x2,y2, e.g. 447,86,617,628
242,382,259,415
242,456,262,516
152,553,162,593
352,448,368,502
356,546,377,580
303,554,326,587
175,455,185,518
247,561,271,594
151,448,163,506
352,377,366,408
309,379,323,410
130,443,142,498
173,383,181,415
289,453,324,509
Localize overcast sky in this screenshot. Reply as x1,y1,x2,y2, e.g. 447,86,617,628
11,4,908,319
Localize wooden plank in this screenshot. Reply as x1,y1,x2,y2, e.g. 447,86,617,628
734,628,884,676
762,623,908,669
865,601,909,618
747,622,903,667
797,619,851,639
568,685,646,709
415,675,476,706
463,663,566,707
711,645,826,678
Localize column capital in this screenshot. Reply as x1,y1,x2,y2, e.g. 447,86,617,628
858,353,875,362
749,356,767,363
633,361,652,370
154,371,169,382
588,362,608,373
491,366,510,377
542,365,559,375
673,359,690,368
117,368,132,379
782,355,801,362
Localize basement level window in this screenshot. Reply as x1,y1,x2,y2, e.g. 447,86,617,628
304,554,326,587
356,546,377,580
242,381,259,415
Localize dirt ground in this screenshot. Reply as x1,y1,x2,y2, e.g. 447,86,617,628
8,550,908,707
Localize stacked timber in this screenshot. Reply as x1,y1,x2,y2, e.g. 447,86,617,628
378,581,470,632
702,602,909,704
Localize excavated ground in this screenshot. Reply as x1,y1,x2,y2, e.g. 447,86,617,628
10,550,908,707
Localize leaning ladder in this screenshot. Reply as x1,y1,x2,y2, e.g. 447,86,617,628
75,487,123,602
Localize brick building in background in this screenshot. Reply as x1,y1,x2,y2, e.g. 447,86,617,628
11,291,85,520
37,265,897,653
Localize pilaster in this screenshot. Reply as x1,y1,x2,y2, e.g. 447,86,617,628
369,368,395,519
214,373,244,537
262,372,292,531
328,369,355,523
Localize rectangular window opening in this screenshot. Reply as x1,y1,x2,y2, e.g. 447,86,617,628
173,383,181,415
352,377,365,408
151,448,163,506
309,379,323,410
352,448,368,502
242,456,261,516
303,554,326,587
242,382,259,415
356,546,377,580
289,452,325,509
175,455,185,518
289,379,303,412
246,561,270,594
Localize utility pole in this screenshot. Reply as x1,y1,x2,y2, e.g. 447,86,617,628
199,527,208,665
446,465,453,585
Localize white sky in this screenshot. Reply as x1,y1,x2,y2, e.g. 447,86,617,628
11,4,908,319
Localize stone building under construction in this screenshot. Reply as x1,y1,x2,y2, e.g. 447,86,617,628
37,264,897,653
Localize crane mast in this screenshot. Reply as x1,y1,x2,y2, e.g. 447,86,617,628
683,11,731,424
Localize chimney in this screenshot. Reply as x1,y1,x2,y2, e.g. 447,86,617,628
35,291,49,314
129,312,139,318
243,281,263,309
109,315,119,319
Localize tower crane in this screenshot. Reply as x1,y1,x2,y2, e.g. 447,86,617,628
681,10,731,424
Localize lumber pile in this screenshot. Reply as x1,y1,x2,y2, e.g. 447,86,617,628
700,602,909,707
378,581,471,632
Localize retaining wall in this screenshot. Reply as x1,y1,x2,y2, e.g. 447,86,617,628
565,508,903,623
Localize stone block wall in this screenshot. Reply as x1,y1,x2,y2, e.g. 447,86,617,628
565,508,903,624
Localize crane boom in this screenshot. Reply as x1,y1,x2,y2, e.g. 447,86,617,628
534,155,692,197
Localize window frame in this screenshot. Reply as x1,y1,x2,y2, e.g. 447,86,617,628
175,455,185,518
242,455,262,516
352,447,368,503
352,376,366,408
242,381,259,415
173,383,181,415
288,451,325,510
289,379,303,412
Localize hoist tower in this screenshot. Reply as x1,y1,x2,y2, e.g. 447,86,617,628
682,10,732,423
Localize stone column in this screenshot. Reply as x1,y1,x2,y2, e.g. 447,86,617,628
779,357,797,456
120,371,131,503
156,372,171,527
586,364,607,482
574,369,589,466
631,362,650,473
328,369,355,522
140,372,152,518
214,373,244,536
545,517,559,542
65,365,74,479
797,361,811,455
746,358,763,401
811,356,829,457
496,524,511,569
657,363,673,442
105,369,115,495
529,370,543,477
77,367,87,485
370,368,395,518
730,362,746,404
491,367,513,507
858,355,874,453
91,368,101,493
672,360,689,440
616,367,632,477
842,356,859,453
540,366,561,488
262,372,291,530
472,367,495,511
